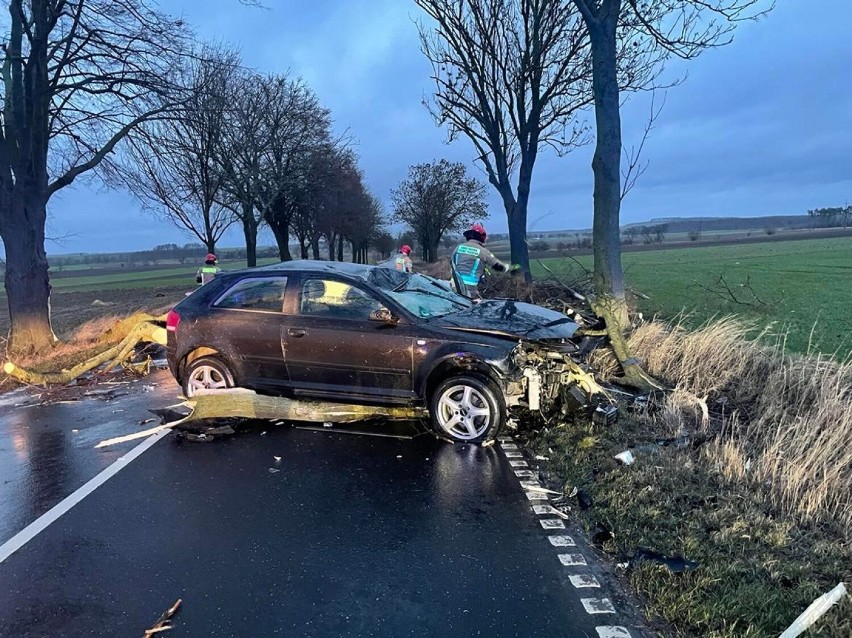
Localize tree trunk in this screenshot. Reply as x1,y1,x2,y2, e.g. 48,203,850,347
585,7,657,391
310,236,321,260
299,239,309,259
327,234,336,260
337,236,344,261
263,210,291,261
2,195,57,355
512,155,535,281
205,238,216,254
427,239,440,263
589,19,627,326
241,207,258,267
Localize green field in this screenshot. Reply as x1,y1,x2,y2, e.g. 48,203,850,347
535,236,852,356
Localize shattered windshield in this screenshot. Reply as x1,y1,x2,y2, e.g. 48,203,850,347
367,270,472,318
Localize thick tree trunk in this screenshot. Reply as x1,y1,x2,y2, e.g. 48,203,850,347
241,208,258,267
589,20,627,326
585,6,657,391
427,239,440,263
327,234,335,260
512,156,536,281
263,210,291,261
2,194,57,355
205,238,216,254
337,236,344,261
310,237,321,260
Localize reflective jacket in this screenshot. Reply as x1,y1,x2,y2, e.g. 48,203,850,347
196,265,221,285
378,254,413,273
451,239,506,287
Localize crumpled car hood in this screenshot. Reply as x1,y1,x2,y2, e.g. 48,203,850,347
436,299,579,341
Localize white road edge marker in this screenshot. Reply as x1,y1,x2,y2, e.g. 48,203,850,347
0,429,171,565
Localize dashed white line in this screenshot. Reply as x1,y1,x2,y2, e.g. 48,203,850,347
558,553,588,566
569,574,601,588
581,598,616,614
548,535,576,547
514,469,536,478
532,504,553,515
0,429,170,565
596,627,632,638
525,491,548,501
539,518,565,530
503,450,523,458
500,442,518,450
509,460,528,467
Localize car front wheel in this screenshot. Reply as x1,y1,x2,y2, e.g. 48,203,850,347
182,356,235,398
429,374,504,443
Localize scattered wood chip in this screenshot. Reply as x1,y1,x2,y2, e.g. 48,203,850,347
143,599,181,637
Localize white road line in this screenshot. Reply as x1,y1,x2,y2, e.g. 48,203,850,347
0,429,170,565
525,491,548,501
509,460,528,467
548,535,576,547
569,574,601,588
540,518,565,530
500,442,518,450
514,469,536,477
558,553,588,566
582,598,616,614
596,627,632,638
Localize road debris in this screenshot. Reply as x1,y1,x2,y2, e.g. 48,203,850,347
143,598,181,637
630,548,698,573
273,456,282,462
778,582,847,638
614,450,635,465
268,468,280,474
534,455,550,461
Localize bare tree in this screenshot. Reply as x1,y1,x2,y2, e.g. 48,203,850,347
218,72,321,266
0,0,191,354
416,0,594,278
117,46,241,254
571,0,771,388
392,160,486,263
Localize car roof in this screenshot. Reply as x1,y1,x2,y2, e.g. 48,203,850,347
226,259,375,280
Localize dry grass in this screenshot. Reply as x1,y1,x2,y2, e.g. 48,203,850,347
628,317,852,538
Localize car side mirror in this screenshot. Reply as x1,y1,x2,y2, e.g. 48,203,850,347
369,307,397,324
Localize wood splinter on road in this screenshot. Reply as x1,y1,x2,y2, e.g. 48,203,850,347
143,598,182,637
95,389,426,449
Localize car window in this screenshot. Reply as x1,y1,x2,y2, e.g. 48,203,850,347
214,277,289,312
299,278,382,320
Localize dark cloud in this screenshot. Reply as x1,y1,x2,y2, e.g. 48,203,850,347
35,0,852,254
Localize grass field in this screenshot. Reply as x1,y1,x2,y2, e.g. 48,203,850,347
535,236,852,357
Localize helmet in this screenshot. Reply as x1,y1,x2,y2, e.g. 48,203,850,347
400,245,412,255
464,223,487,242
206,253,217,263
470,223,487,237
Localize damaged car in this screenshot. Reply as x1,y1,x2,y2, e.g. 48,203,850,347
165,260,609,443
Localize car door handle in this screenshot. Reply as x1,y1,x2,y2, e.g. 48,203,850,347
288,328,307,338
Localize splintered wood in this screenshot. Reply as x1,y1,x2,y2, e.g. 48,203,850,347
143,598,181,637
95,389,425,448
3,315,167,386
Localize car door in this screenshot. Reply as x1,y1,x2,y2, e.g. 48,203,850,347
210,275,292,391
284,275,415,403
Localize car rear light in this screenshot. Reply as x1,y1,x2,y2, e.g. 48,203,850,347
166,309,181,333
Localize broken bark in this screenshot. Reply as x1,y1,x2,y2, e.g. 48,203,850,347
590,296,662,392
95,389,426,448
3,316,166,386
143,599,182,637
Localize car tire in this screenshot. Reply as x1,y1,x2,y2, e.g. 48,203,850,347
182,356,235,398
429,374,504,443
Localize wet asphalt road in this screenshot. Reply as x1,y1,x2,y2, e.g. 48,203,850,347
0,372,631,637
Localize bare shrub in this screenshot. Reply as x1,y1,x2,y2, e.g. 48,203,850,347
629,318,852,536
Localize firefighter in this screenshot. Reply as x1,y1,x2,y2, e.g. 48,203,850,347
451,224,517,298
196,253,222,285
378,244,414,273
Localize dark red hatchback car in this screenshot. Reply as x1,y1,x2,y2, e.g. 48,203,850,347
166,260,591,442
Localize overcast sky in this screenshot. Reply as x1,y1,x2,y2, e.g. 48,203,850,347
44,0,852,254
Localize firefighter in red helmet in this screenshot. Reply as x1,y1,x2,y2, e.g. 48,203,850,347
451,224,516,298
196,253,222,285
378,244,414,273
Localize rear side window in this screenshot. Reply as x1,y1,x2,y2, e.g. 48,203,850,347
299,278,382,320
214,277,288,312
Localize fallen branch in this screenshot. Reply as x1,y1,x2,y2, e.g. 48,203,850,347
3,316,166,386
